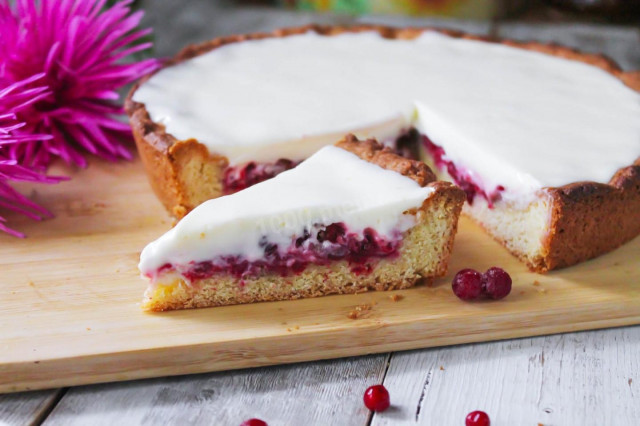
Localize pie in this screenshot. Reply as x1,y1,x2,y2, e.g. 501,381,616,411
139,136,465,311
127,26,640,272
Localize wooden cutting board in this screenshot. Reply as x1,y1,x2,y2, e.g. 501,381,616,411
1,155,639,393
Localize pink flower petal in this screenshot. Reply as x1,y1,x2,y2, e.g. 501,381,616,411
1,0,160,169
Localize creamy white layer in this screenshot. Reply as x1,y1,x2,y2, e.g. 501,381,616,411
139,146,434,275
134,30,640,205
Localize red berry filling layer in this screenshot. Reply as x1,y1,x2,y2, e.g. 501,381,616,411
422,135,504,207
223,159,298,194
155,222,402,282
221,134,421,195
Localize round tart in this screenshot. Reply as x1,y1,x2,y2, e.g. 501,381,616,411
127,25,640,272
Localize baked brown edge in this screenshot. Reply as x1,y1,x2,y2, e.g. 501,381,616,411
126,25,640,272
336,134,437,186
537,159,640,272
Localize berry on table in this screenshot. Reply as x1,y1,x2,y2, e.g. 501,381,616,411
466,410,490,426
452,269,484,300
363,384,390,412
240,419,268,426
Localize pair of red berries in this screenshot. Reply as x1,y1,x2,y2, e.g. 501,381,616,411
240,386,392,426
452,267,512,301
242,410,489,426
363,385,490,426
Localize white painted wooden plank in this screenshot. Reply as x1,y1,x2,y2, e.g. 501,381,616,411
371,327,640,425
42,355,387,426
0,389,62,426
496,23,640,70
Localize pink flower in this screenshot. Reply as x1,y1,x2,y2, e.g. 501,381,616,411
0,0,159,169
0,0,159,237
0,75,64,238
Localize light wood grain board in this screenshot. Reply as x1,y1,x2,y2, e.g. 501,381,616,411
1,155,639,394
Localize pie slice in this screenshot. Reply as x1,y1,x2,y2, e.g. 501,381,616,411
139,137,465,311
127,26,640,272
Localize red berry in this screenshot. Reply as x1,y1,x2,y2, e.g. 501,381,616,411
482,267,512,300
363,384,390,412
240,419,267,426
466,410,490,426
452,269,483,300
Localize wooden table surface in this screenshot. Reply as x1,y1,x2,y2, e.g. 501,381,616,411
2,2,639,425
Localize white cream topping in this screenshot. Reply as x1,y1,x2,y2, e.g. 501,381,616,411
134,31,640,204
139,146,434,275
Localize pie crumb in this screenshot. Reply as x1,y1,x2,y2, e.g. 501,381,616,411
348,303,373,319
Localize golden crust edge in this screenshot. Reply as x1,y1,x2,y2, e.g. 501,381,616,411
336,134,437,186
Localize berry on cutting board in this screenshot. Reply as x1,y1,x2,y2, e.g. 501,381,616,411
482,267,512,300
452,267,512,301
452,269,484,300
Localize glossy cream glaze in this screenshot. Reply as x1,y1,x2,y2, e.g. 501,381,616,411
139,146,434,275
134,30,640,205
